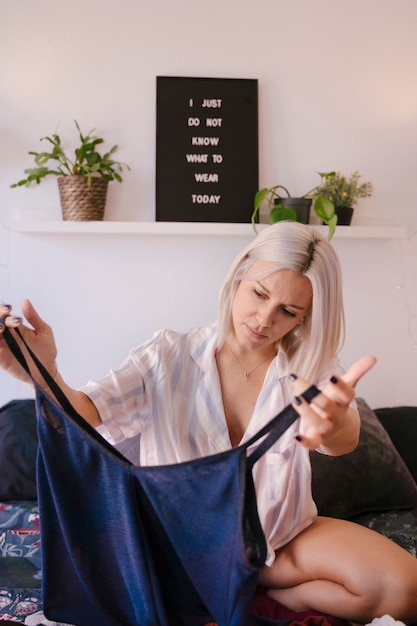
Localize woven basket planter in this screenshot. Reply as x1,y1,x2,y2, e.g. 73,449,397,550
57,176,109,221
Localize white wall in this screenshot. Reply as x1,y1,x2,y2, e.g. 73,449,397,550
0,0,416,408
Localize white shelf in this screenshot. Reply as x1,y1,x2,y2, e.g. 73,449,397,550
5,220,408,239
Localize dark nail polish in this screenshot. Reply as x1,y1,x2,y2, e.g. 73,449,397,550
3,305,11,311
330,375,338,384
12,317,21,324
289,373,298,381
294,395,302,406
295,435,303,442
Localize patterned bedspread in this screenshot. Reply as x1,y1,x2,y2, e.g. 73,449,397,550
354,507,417,558
1,500,416,623
0,502,42,622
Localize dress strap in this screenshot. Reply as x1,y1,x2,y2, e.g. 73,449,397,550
2,324,130,463
245,384,321,469
3,322,321,470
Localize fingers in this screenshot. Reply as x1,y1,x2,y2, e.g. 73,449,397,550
0,304,22,331
293,394,332,449
0,301,57,383
0,304,11,316
0,300,47,334
21,299,46,332
290,355,377,404
288,356,377,450
340,355,377,387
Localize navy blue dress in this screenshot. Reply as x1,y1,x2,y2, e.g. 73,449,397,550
4,324,319,626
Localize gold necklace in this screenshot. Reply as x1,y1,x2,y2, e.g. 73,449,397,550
226,343,275,382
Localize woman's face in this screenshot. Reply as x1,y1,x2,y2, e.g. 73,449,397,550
231,262,312,352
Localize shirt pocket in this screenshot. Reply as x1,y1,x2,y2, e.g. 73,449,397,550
266,448,292,502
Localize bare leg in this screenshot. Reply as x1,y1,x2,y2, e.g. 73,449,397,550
259,516,417,624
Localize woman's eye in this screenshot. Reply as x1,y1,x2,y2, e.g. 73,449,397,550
253,289,266,299
281,307,297,318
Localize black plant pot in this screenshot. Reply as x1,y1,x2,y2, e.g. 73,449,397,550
274,198,312,224
334,206,354,225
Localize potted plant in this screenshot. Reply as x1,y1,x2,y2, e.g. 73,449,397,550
312,171,373,225
11,120,130,221
251,182,337,240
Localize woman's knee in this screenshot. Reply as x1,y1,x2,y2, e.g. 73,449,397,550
344,556,417,622
379,570,417,622
259,518,417,623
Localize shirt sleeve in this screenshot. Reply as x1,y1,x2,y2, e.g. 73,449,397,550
79,332,162,444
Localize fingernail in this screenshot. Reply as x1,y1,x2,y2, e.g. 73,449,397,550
295,435,303,442
294,395,302,406
289,373,298,381
12,317,21,324
330,375,338,384
3,305,11,311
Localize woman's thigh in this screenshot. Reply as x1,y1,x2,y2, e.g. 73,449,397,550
259,516,417,621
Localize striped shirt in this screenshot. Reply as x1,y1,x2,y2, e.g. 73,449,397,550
81,322,336,566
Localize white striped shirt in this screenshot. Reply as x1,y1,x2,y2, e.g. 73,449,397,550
81,322,336,565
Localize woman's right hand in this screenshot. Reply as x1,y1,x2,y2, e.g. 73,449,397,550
0,299,58,385
1,300,102,427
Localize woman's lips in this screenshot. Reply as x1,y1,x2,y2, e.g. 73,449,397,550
246,324,268,340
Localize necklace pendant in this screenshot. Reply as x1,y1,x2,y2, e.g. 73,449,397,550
226,342,275,384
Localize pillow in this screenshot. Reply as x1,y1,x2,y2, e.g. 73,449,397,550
374,406,417,485
310,397,417,519
0,399,38,500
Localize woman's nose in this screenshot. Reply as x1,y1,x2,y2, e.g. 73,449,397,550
256,306,273,327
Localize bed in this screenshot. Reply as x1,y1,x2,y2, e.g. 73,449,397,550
1,397,416,625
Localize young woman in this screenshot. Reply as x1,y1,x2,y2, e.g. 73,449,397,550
1,221,416,623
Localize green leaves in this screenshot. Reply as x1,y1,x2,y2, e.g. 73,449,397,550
313,196,338,240
313,171,373,208
251,186,294,233
251,188,269,230
252,184,338,240
10,166,62,187
317,171,336,179
11,121,130,188
313,196,334,221
327,214,338,241
269,203,297,223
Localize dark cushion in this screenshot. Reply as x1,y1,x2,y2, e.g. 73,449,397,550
0,399,38,500
374,406,417,485
310,397,417,519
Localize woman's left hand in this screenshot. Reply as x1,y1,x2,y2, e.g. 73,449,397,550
290,355,377,455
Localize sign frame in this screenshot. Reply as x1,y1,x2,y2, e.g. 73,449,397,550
156,76,258,223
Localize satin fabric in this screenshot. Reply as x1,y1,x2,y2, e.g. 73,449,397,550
3,325,319,626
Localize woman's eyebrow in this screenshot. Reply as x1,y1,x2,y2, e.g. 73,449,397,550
256,281,306,310
256,280,270,293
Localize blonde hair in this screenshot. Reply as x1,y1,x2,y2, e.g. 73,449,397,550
216,222,345,381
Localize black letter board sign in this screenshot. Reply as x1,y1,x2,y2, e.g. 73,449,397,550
156,76,258,223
